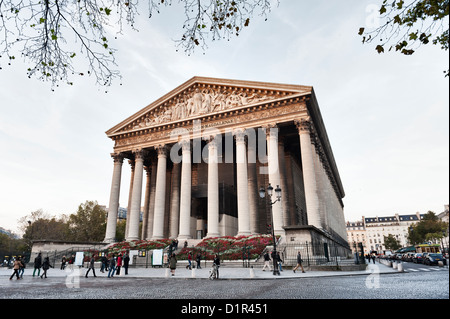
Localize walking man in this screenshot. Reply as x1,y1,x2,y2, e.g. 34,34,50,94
85,254,97,278
262,251,272,271
33,252,42,277
293,251,305,273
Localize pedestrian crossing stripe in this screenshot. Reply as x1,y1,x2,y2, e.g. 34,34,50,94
404,268,447,272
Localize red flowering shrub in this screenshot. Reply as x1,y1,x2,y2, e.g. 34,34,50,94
106,239,172,257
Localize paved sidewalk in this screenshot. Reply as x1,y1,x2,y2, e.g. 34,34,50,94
0,261,399,280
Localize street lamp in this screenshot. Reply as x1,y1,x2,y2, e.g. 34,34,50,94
259,183,281,275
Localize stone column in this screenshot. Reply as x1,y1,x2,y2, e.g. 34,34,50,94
278,139,291,227
178,140,192,239
104,153,124,243
125,159,135,239
145,158,157,240
234,129,251,236
265,124,284,236
169,162,181,239
126,149,146,241
205,136,220,238
141,166,152,239
247,142,259,234
152,145,168,239
295,118,321,229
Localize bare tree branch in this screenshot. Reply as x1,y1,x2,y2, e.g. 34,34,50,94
0,0,278,88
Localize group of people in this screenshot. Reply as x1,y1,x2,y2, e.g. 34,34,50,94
261,250,306,274
10,249,307,280
9,252,53,280
168,252,221,278
104,253,130,278
365,254,376,264
185,251,205,270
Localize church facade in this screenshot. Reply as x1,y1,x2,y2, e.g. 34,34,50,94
104,77,348,249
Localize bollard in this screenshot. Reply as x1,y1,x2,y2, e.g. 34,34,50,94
249,266,255,278
393,261,398,269
191,268,196,278
388,261,392,267
165,268,170,278
397,262,403,272
438,261,444,267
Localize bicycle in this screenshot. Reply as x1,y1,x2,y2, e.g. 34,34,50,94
209,263,219,280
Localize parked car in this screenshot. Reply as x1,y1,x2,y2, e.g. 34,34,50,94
403,252,415,262
413,253,424,263
423,253,447,265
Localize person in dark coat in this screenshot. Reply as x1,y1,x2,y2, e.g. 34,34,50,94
293,251,305,273
40,257,53,278
123,253,130,275
85,255,97,278
33,253,42,277
196,253,202,269
169,253,177,276
107,255,116,278
213,254,220,279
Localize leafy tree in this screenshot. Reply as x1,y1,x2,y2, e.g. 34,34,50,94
66,200,107,242
19,209,69,248
384,233,402,251
407,211,448,244
0,0,277,87
359,0,449,76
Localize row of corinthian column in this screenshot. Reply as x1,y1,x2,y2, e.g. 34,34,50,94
104,120,322,243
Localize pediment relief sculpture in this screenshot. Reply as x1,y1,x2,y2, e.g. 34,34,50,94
122,86,299,132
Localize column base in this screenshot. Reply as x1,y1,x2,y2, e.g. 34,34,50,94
126,236,139,241
237,231,251,237
177,234,192,240
205,233,220,238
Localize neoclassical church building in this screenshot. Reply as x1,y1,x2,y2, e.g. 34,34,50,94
104,77,348,248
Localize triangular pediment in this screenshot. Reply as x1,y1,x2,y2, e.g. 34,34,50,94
106,76,312,137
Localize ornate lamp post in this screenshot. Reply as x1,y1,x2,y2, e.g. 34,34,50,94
259,183,281,275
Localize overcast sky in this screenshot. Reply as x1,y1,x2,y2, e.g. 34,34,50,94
0,0,448,233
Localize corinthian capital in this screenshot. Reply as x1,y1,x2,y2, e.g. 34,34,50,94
156,144,168,158
294,117,312,134
111,153,124,164
233,128,247,144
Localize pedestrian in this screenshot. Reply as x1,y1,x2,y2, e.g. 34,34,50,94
108,255,116,278
213,254,220,279
123,252,130,275
85,254,97,278
371,254,376,264
61,255,67,270
18,256,25,278
10,258,22,280
100,255,107,273
262,251,272,271
32,252,42,277
196,252,202,269
276,251,283,272
68,254,75,269
116,254,122,275
169,253,177,276
186,251,192,270
40,257,53,278
293,251,305,273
